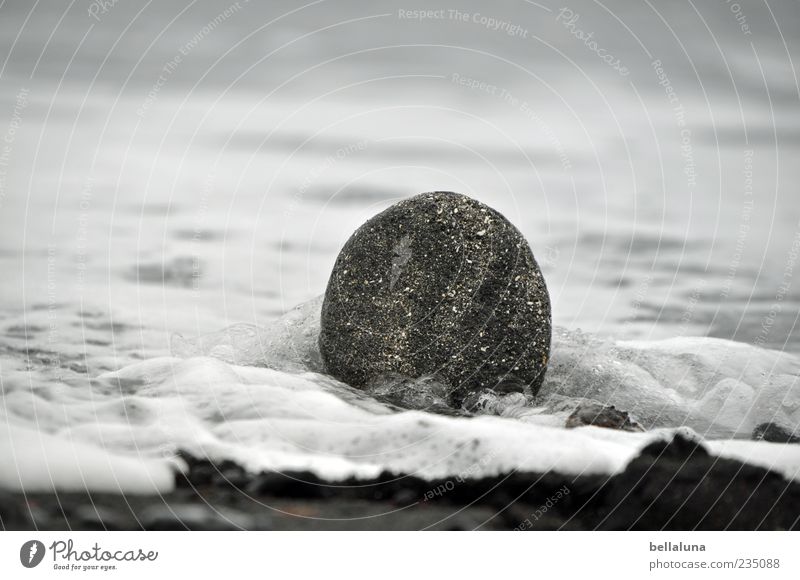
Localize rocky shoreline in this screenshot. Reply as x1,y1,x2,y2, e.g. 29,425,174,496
3,434,798,531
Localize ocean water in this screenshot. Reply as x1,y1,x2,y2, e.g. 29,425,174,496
1,0,799,492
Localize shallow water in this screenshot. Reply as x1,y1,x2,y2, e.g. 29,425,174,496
1,0,800,492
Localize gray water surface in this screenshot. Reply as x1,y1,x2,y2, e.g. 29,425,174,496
1,0,798,361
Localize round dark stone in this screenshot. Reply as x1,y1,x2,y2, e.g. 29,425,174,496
752,422,800,444
319,191,552,404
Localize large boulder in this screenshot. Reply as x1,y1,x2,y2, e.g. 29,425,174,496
319,191,551,405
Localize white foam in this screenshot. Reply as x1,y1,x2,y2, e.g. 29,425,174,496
2,296,800,493
707,439,800,481
0,423,178,494
541,328,800,438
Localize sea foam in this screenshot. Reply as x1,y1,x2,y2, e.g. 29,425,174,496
1,296,799,493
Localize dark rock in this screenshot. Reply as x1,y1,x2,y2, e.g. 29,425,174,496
753,422,800,444
598,434,800,530
175,453,251,489
245,472,327,498
175,453,215,488
211,464,250,489
565,402,644,432
5,444,800,530
320,191,551,404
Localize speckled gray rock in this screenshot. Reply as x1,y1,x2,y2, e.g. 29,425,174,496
320,191,551,404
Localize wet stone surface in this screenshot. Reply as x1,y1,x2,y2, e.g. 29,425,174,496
320,191,552,404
